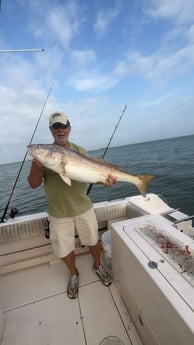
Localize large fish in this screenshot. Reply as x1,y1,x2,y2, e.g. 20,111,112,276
27,144,155,196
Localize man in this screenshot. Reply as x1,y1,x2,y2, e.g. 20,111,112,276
28,111,116,299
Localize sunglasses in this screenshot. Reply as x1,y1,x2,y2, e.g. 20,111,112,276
52,121,70,129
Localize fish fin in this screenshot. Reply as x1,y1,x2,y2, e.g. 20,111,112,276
59,174,72,186
136,174,155,197
92,156,105,162
92,157,127,173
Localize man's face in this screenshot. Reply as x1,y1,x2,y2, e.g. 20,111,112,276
50,122,71,145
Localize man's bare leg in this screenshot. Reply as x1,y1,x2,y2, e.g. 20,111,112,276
62,251,78,275
89,241,100,268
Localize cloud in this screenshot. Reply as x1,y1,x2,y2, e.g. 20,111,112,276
146,0,194,24
0,84,49,163
32,1,81,50
139,92,175,108
187,24,194,42
126,44,194,79
46,2,80,49
68,38,194,92
71,49,96,66
69,73,114,91
93,7,120,35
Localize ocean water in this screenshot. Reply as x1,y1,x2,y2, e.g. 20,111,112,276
0,135,194,220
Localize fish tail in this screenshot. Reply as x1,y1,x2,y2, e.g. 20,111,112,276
136,174,155,196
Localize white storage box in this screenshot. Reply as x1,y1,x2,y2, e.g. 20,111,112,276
112,214,194,345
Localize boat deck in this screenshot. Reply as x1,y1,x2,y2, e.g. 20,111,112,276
0,252,142,345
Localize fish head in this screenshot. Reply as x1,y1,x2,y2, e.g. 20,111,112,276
27,144,64,170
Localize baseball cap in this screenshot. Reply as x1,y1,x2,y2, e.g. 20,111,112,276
49,112,69,126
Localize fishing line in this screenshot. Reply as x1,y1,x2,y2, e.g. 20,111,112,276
0,81,54,223
87,104,127,195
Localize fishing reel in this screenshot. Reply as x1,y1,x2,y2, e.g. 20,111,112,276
9,207,19,219
0,207,19,223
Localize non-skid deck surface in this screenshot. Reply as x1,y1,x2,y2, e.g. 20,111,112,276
0,253,142,345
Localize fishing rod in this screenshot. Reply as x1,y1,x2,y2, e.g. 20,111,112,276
87,104,128,195
0,81,54,223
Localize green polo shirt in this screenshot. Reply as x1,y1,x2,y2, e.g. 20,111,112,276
43,143,93,218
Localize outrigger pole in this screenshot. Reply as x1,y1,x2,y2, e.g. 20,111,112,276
87,104,128,195
0,81,54,223
0,49,44,53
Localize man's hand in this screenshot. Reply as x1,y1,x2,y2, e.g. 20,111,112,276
28,159,44,188
104,174,117,187
33,158,43,169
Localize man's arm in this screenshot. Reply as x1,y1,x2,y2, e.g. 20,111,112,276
28,159,44,188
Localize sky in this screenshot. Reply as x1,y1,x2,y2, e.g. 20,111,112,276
0,0,194,164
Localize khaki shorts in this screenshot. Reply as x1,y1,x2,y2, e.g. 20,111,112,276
48,208,98,258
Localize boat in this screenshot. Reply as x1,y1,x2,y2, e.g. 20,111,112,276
0,193,194,345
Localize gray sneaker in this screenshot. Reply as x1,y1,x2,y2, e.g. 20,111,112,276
67,271,79,299
94,264,112,286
